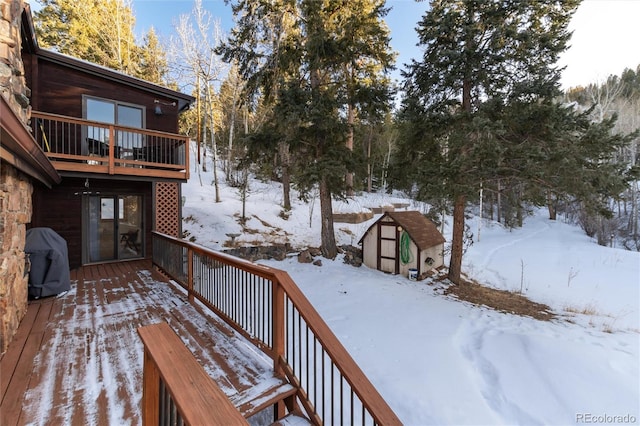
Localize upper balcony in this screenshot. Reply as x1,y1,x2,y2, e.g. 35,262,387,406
32,111,190,181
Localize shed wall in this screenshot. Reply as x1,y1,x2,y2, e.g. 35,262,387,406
362,226,378,270
362,227,444,278
398,237,419,278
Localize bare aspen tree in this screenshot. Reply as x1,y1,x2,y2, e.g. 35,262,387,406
168,0,227,202
587,77,625,122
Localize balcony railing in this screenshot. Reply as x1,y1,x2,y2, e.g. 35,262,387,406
152,232,402,426
31,111,189,180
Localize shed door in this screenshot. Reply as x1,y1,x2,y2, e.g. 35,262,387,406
378,222,399,274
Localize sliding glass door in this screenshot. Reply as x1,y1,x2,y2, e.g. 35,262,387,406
84,195,143,263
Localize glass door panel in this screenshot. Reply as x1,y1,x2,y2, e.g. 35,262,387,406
87,196,116,262
85,195,143,263
118,195,143,259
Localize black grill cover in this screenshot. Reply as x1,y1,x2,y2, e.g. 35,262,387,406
25,228,71,299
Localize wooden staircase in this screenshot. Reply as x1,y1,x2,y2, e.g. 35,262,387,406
271,410,313,425
139,322,310,425
148,232,402,425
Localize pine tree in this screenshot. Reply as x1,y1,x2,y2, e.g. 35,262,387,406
137,28,169,85
222,0,394,258
395,0,580,284
34,0,139,75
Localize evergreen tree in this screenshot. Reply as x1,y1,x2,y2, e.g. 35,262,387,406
34,0,139,75
220,0,300,211
395,0,579,284
562,65,640,246
222,0,394,258
137,28,169,85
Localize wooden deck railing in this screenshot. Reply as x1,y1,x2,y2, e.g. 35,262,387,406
31,111,189,180
138,322,249,425
152,232,402,426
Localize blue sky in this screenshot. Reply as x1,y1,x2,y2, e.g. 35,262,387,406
130,0,640,90
29,0,640,90
132,0,429,88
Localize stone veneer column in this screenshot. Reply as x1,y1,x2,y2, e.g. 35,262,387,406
0,0,33,353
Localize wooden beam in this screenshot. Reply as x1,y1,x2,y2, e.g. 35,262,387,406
137,322,248,426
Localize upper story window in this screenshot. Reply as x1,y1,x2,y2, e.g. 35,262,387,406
84,96,146,152
85,97,145,128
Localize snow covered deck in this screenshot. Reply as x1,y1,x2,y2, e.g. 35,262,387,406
0,260,294,425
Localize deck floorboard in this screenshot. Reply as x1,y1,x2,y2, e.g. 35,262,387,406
1,259,290,425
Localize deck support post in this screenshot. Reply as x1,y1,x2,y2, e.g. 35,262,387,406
141,348,160,426
272,276,286,419
108,125,115,175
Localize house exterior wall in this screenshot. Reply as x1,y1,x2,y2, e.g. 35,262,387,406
31,178,153,269
0,165,32,352
21,51,188,256
23,57,180,134
0,0,31,353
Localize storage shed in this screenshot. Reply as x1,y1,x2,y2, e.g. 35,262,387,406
359,211,445,278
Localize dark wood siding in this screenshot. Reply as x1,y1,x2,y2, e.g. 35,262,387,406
23,55,180,134
31,178,153,269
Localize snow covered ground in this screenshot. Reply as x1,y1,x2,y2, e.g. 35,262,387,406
183,149,639,425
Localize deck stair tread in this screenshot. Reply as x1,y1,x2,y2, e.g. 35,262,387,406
270,410,313,426
235,381,297,418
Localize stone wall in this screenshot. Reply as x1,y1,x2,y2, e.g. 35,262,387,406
0,0,29,122
0,0,32,353
0,166,32,353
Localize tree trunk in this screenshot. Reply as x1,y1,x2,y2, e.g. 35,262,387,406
319,176,337,259
278,141,291,210
206,86,220,202
366,132,372,193
202,106,208,173
496,179,502,223
227,80,238,171
196,75,201,165
448,194,466,284
547,191,557,220
345,102,355,196
449,74,473,284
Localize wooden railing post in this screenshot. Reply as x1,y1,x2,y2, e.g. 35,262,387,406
183,136,190,180
138,323,249,425
272,278,285,372
272,276,286,419
141,348,160,426
108,125,115,174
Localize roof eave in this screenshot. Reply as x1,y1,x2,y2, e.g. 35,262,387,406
1,96,61,187
35,49,195,110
